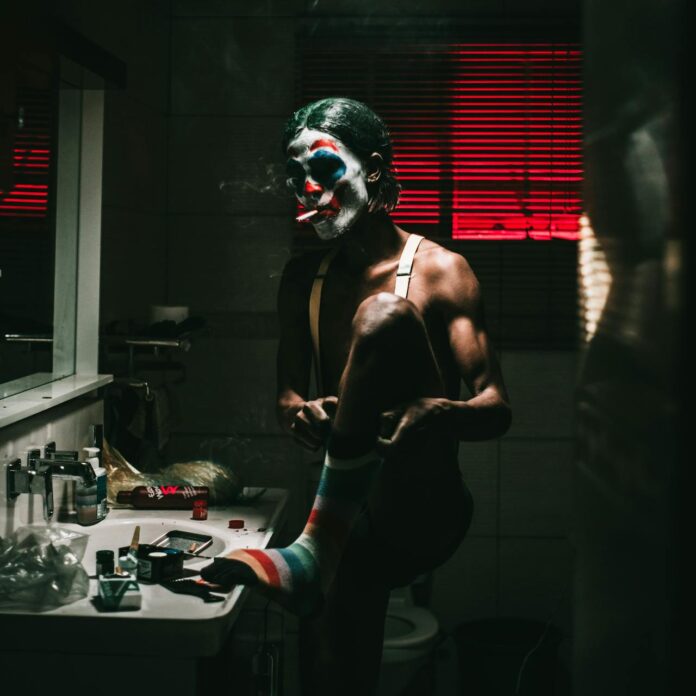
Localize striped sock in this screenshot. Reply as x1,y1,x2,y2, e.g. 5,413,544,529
200,449,380,616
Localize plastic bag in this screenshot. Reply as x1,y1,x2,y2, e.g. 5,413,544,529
102,438,244,506
0,526,89,610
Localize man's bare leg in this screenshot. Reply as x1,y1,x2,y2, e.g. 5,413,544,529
202,291,470,689
200,294,440,615
300,292,472,695
328,292,447,457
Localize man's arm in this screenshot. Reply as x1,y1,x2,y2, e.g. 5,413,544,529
439,251,512,440
377,250,510,453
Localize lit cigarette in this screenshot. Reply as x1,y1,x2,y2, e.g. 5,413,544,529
296,209,318,222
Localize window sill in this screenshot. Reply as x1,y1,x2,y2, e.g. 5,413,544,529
0,374,113,429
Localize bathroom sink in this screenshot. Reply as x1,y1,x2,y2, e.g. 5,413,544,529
0,489,289,658
59,516,229,575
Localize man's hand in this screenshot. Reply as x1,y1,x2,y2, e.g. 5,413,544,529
376,397,452,456
289,396,339,451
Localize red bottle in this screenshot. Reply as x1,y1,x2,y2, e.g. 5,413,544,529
116,485,209,509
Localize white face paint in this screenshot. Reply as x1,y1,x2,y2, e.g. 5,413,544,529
286,128,370,240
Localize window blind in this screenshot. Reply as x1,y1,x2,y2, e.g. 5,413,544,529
295,33,582,349
0,87,51,220
0,87,53,335
297,41,582,241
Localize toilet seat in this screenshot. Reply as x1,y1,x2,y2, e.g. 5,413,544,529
383,606,440,650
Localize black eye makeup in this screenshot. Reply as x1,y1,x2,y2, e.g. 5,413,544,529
308,151,346,189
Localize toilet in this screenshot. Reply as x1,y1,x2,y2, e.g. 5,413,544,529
379,578,440,696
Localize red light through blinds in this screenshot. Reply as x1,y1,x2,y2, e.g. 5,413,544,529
0,89,50,219
299,42,582,240
449,45,581,240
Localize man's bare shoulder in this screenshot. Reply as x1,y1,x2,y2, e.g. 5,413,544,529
416,239,480,305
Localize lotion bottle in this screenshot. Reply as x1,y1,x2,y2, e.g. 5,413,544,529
116,485,209,509
84,447,107,520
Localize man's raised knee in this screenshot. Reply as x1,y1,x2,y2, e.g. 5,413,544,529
351,292,422,348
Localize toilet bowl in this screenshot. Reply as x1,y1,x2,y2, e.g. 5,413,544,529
382,604,440,662
378,585,440,695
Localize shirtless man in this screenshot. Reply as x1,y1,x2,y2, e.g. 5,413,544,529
201,98,511,695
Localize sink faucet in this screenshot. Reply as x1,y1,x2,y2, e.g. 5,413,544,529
35,459,97,487
5,458,54,521
5,458,96,522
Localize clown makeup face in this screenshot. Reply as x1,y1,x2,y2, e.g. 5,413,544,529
286,128,370,240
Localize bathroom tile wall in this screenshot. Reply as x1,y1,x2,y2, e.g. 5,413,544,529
57,0,172,325
165,4,306,534
437,350,578,636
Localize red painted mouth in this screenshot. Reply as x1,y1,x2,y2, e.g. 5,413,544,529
316,194,341,219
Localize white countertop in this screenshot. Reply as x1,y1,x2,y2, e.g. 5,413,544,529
0,488,289,657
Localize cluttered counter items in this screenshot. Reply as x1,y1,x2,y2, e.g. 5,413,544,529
0,488,288,657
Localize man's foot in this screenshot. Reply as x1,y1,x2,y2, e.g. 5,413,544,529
199,449,380,617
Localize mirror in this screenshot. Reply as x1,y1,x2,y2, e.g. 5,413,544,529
0,24,105,400
1,19,125,404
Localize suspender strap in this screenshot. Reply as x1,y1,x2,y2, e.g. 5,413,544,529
394,234,424,298
309,233,424,395
309,246,339,396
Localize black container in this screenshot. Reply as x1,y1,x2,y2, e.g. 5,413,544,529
119,543,184,584
96,549,114,575
453,618,563,696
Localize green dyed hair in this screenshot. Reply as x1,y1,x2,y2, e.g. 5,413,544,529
282,97,401,213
